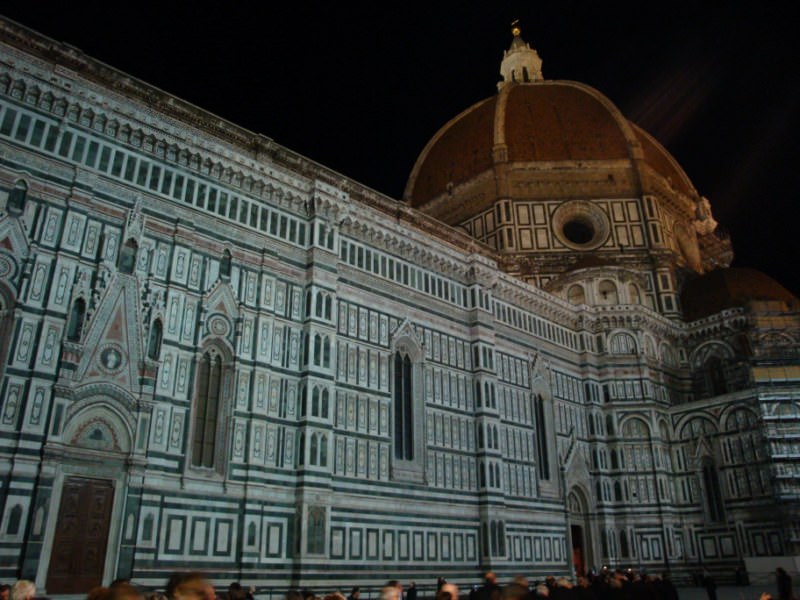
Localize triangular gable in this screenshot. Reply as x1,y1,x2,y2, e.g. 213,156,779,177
204,279,239,320
392,318,423,347
76,275,142,392
563,434,590,479
0,215,30,261
693,434,714,461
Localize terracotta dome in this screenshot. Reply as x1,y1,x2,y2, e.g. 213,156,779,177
404,80,697,220
681,267,800,321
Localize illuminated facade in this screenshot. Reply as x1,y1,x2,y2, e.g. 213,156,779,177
0,18,798,593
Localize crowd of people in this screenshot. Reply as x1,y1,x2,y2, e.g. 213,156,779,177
0,567,792,600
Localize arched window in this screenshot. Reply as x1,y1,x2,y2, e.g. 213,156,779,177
324,296,332,320
66,298,86,342
312,387,320,416
118,238,138,274
628,283,641,304
322,336,331,368
611,449,619,470
705,356,727,396
298,433,306,466
321,389,329,419
315,292,324,318
620,530,629,557
310,434,319,466
6,504,22,535
394,352,413,460
319,434,328,467
606,414,615,436
614,481,623,501
147,319,163,360
192,347,227,469
534,394,550,481
610,332,637,355
490,521,498,555
306,506,326,554
702,458,725,522
313,334,322,365
7,180,27,214
567,284,585,306
496,520,506,556
598,280,618,304
142,514,154,541
220,249,232,278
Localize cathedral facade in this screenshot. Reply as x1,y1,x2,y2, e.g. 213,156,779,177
0,17,798,594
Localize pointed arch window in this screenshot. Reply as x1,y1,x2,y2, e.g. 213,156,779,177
6,504,22,535
298,433,306,465
118,238,138,274
534,393,550,481
705,356,727,396
147,319,163,360
312,387,320,416
310,434,318,465
306,506,326,554
7,180,27,215
319,434,328,466
220,249,232,279
394,351,413,460
66,298,86,342
192,347,227,469
142,514,154,541
702,458,725,522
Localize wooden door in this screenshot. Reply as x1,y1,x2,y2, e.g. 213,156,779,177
46,477,114,594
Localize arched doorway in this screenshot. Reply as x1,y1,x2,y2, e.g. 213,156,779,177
568,487,593,576
40,400,134,593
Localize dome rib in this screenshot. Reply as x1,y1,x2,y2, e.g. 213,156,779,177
404,96,495,206
406,80,697,211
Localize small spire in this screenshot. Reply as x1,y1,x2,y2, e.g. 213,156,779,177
498,20,543,91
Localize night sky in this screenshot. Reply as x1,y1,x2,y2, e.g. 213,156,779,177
2,3,798,296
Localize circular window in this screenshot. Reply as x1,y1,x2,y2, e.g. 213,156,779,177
552,200,611,250
563,218,595,245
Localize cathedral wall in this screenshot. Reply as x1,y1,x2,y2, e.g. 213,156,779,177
0,24,797,591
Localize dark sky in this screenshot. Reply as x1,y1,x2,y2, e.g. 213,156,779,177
2,2,799,296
